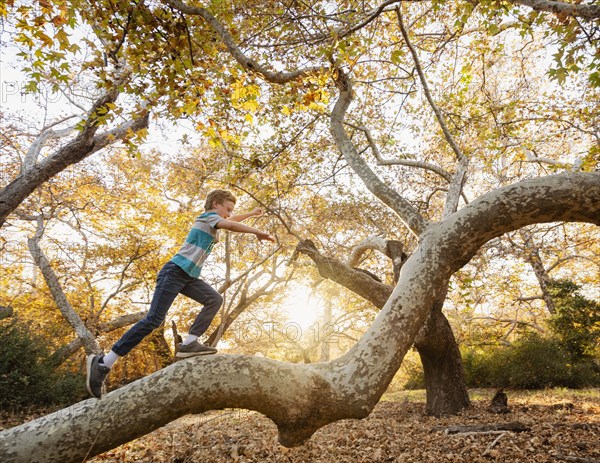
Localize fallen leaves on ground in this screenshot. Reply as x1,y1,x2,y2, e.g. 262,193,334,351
2,389,599,462
84,389,600,463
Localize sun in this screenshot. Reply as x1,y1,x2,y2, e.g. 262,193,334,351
281,283,324,331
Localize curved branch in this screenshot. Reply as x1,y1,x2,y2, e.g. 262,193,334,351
163,0,325,83
343,120,453,182
331,68,430,237
507,0,600,21
295,239,392,307
1,171,598,463
22,120,78,171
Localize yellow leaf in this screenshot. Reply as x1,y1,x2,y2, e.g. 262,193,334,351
245,113,254,124
242,100,259,112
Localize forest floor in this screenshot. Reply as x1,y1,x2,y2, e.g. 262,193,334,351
3,388,600,462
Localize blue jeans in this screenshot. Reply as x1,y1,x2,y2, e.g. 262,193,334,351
111,261,223,357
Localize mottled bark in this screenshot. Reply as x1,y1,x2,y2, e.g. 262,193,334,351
1,171,598,463
414,301,471,416
508,0,600,21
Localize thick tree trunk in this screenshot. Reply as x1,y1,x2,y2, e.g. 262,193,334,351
0,172,598,463
414,305,471,415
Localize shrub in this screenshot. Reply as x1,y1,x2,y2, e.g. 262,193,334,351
547,280,600,359
462,332,600,389
0,318,85,409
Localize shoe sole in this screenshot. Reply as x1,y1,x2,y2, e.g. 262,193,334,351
85,354,98,398
175,350,217,358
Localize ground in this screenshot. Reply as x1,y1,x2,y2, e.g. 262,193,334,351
2,389,599,462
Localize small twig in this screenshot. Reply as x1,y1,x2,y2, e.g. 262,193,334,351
483,431,508,455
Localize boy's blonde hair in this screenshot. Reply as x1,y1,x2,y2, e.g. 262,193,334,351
204,189,237,211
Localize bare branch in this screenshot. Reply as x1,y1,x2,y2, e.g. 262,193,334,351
330,68,430,237
22,119,78,171
396,7,467,165
442,158,468,218
343,120,453,182
27,216,101,355
347,234,389,266
524,150,584,171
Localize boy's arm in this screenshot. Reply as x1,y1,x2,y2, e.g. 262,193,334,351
216,219,276,242
228,208,263,223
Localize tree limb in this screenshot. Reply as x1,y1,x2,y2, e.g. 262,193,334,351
343,120,453,182
27,216,101,355
49,311,147,366
396,7,467,165
507,0,600,21
0,88,149,228
330,68,430,237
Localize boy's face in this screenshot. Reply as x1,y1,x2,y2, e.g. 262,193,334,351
213,200,235,219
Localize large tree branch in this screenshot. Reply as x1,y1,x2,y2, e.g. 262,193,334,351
507,0,600,21
331,68,430,237
0,91,149,228
1,172,598,462
294,239,393,308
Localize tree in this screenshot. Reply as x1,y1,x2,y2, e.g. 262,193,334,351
0,172,598,463
0,1,599,462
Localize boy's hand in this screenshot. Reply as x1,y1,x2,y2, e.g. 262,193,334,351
251,208,264,217
256,231,276,242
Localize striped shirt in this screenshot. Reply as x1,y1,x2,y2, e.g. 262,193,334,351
170,212,223,277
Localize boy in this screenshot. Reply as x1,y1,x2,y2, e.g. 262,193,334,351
86,189,275,398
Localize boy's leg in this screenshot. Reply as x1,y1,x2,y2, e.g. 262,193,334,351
175,279,223,358
180,279,223,338
86,262,189,398
111,262,190,357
